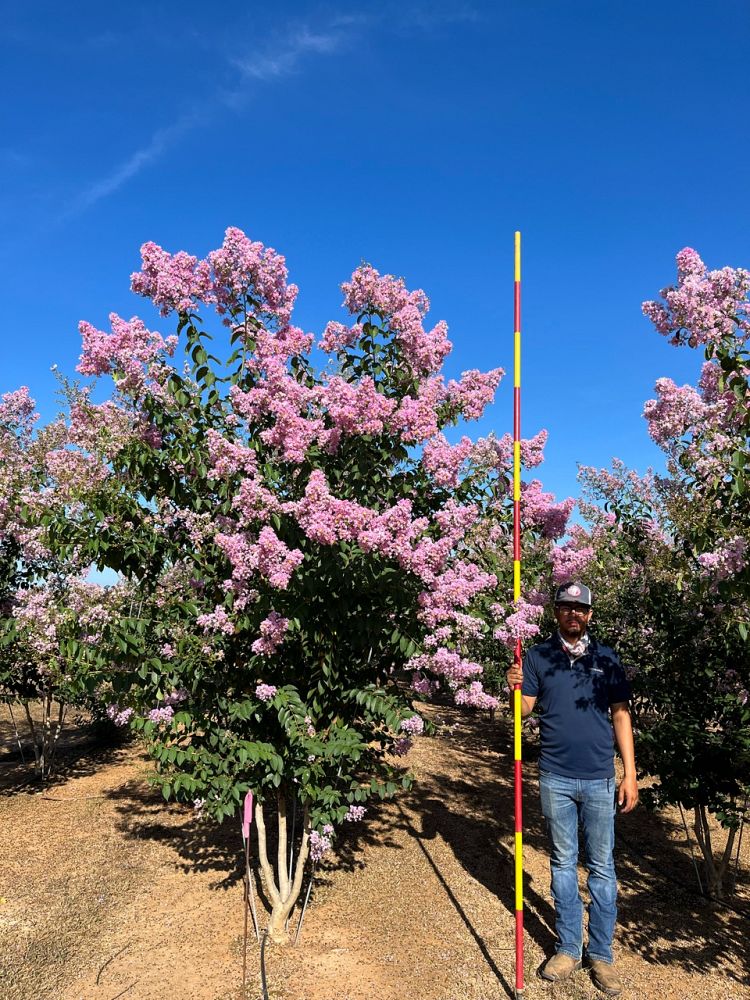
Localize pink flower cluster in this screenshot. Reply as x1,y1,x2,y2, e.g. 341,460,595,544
643,378,707,449
294,471,371,544
205,429,259,478
256,527,305,588
251,611,290,655
131,227,299,329
231,370,322,464
399,715,424,736
358,500,429,561
45,448,109,492
454,681,499,710
340,264,422,313
212,227,297,324
323,376,396,437
131,243,212,315
418,561,497,628
255,683,278,702
578,460,657,511
410,674,438,697
77,313,177,392
447,369,504,420
389,308,452,376
421,434,473,487
551,538,595,584
148,705,175,724
340,264,450,374
642,247,750,348
522,480,576,540
165,688,188,706
344,805,366,822
215,527,304,591
520,429,548,469
390,377,446,443
407,648,483,688
492,598,545,648
232,475,282,525
0,386,37,435
107,704,134,727
196,605,235,635
391,737,412,756
318,321,363,353
471,429,549,475
309,827,333,862
697,536,748,581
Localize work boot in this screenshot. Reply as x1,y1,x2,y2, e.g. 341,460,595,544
589,959,623,996
540,952,582,981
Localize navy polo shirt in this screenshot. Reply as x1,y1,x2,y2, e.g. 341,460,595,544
522,633,631,779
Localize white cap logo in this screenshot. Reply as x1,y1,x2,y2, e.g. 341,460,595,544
567,585,581,597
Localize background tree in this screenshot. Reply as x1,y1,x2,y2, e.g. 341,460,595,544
564,249,750,898
0,387,122,777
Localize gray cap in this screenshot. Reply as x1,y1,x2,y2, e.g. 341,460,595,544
554,581,592,606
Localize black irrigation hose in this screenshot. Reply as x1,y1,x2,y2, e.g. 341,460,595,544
259,929,270,1000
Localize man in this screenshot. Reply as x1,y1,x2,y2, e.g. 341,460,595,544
505,581,638,997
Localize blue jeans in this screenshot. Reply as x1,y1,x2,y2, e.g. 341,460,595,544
539,770,617,964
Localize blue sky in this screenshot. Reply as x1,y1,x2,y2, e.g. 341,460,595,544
2,0,748,506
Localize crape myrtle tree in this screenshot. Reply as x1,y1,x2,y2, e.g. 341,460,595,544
0,387,122,777
42,226,528,940
565,248,750,899
642,247,750,637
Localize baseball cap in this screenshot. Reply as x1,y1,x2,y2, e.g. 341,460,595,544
554,582,592,606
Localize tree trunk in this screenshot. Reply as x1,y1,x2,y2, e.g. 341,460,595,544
22,696,67,779
23,701,43,776
693,804,738,900
254,794,311,944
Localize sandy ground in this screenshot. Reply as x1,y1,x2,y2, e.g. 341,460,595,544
1,703,748,1000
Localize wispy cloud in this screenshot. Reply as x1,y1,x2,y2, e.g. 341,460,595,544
59,17,353,222
58,4,481,222
58,109,208,222
232,25,343,82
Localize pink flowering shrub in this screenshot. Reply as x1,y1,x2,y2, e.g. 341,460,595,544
573,247,750,898
0,387,138,778
52,226,518,941
642,247,750,349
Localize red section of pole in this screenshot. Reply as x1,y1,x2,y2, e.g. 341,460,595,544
515,910,524,981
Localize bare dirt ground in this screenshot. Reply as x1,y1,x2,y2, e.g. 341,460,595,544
1,703,748,1000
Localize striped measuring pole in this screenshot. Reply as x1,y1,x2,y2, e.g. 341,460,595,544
512,230,525,996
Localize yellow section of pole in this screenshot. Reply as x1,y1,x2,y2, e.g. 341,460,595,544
515,831,524,909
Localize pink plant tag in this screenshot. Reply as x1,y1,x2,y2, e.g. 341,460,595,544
242,790,253,840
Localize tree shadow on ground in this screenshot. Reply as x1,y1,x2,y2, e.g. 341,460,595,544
614,821,750,987
106,776,247,888
0,725,134,796
104,770,405,905
416,705,750,990
99,702,750,991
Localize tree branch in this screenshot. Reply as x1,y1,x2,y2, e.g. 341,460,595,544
277,789,290,901
254,799,281,907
